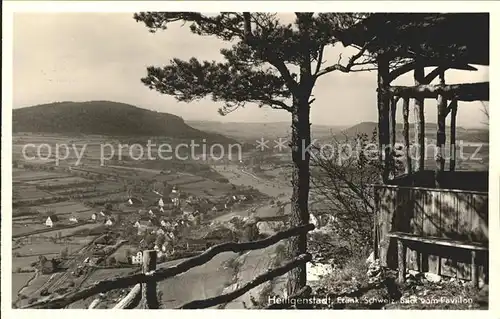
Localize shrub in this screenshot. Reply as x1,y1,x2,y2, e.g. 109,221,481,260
107,256,117,266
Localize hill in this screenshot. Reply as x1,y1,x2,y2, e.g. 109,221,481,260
186,120,348,142
13,101,238,145
187,119,487,144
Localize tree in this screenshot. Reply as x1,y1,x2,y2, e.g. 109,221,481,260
155,234,166,246
107,256,117,266
310,132,390,250
134,12,374,295
60,247,69,258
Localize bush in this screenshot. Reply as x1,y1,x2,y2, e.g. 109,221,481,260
60,247,69,258
107,256,117,266
243,223,260,242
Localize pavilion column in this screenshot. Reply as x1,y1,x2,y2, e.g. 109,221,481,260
377,55,391,183
413,63,426,172
402,97,412,174
390,96,398,177
449,99,458,171
436,71,447,183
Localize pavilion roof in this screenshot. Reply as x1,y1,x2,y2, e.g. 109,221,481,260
339,13,489,66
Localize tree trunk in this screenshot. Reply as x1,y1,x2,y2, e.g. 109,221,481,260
287,96,311,296
377,56,391,183
286,13,313,297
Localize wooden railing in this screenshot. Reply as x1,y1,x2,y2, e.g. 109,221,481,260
23,223,315,309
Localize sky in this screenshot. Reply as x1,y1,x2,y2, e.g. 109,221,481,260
13,13,489,128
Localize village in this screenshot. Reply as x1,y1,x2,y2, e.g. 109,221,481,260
11,136,286,308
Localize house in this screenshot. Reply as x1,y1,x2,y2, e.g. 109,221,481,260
91,213,97,221
182,204,197,216
149,217,161,227
156,228,166,235
172,197,180,207
69,216,78,223
105,218,115,226
158,198,164,207
212,204,225,212
167,232,176,240
134,218,154,235
45,215,59,228
160,219,170,228
131,251,143,265
127,197,142,206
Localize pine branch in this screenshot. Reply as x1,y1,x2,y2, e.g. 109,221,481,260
316,43,370,77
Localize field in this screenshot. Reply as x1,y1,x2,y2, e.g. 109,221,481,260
12,273,37,297
12,254,58,270
17,274,53,302
178,179,234,197
13,236,93,258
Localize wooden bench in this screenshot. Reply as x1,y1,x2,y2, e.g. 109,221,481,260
387,232,488,287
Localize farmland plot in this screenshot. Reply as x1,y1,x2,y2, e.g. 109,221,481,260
180,179,233,196
38,223,104,238
13,186,52,200
13,239,83,257
12,223,47,237
26,176,94,188
12,273,37,297
12,254,58,270
17,273,53,305
36,200,90,212
12,170,71,182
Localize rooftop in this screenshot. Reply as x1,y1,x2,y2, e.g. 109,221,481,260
340,13,489,66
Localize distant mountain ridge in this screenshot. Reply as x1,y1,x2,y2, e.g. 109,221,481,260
187,120,487,143
186,120,348,142
13,101,237,144
342,121,488,142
